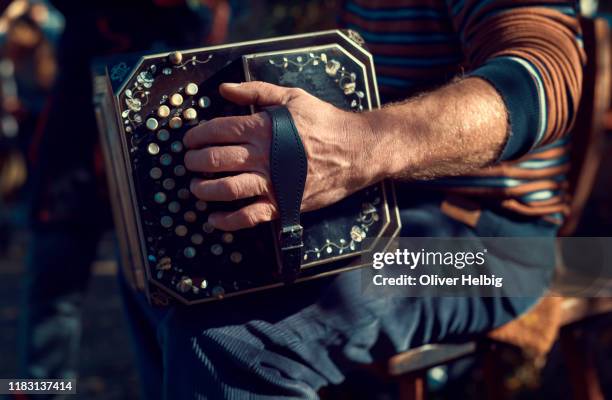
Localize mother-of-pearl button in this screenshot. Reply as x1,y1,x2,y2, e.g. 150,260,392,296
170,93,183,107
185,83,198,96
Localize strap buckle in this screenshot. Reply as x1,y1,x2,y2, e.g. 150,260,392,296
279,224,304,251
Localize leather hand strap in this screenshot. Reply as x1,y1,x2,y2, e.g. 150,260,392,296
265,106,307,283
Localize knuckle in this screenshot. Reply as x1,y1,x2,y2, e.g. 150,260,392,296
205,148,221,169
220,179,240,200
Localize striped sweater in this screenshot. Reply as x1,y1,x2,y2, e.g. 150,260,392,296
340,0,585,222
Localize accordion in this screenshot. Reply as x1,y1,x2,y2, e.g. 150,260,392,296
93,30,401,306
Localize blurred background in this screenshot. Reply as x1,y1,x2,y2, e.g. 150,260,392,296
0,0,610,399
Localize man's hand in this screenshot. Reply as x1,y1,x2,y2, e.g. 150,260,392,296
183,82,381,231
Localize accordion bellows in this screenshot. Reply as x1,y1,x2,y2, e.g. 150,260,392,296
93,30,401,305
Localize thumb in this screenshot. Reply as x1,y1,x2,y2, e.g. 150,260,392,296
219,81,295,106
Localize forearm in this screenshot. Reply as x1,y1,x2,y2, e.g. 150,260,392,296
363,77,509,181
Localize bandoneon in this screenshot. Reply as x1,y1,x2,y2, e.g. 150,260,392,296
93,30,401,306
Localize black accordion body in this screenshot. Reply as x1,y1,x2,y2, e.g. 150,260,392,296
93,30,401,306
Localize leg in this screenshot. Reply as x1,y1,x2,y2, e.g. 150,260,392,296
121,195,556,399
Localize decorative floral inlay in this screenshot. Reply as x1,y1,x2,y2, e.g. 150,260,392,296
268,52,365,111
121,54,213,131
303,198,381,261
173,54,213,71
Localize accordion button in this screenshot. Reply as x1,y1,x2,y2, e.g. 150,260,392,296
195,200,207,211
202,222,214,233
154,192,167,204
157,129,170,141
211,285,225,298
183,247,197,258
191,234,204,245
173,165,186,176
169,116,183,129
230,251,242,264
221,232,233,244
160,153,173,166
160,216,173,228
149,167,162,180
168,201,181,213
147,143,160,155
170,141,184,153
211,244,223,255
200,279,208,289
183,108,197,121
169,51,183,65
146,118,159,131
162,178,176,190
198,96,211,108
184,211,197,223
157,105,170,118
175,225,188,237
177,276,193,293
178,188,190,200
185,83,199,96
170,93,184,107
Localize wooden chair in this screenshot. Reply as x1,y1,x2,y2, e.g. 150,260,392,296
381,17,612,400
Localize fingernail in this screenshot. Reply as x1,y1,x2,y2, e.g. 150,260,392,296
223,82,241,88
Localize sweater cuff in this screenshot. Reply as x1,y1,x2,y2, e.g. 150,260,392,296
468,57,542,161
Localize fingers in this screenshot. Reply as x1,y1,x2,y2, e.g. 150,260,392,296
208,199,277,231
219,81,300,106
190,173,269,202
184,145,264,174
183,113,269,149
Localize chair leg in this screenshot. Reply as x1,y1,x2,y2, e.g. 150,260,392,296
560,326,604,400
397,373,426,400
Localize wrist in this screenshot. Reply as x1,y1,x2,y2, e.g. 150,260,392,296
360,108,418,180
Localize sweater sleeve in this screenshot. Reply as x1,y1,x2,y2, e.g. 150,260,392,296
446,0,585,161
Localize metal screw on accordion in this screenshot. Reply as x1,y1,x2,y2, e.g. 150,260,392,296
170,93,183,107
146,118,159,131
156,257,172,270
184,246,197,258
169,116,183,129
157,105,170,118
157,129,170,141
200,279,208,289
174,165,186,176
230,251,242,264
183,108,197,121
160,216,173,228
198,96,211,108
162,178,175,190
177,276,192,293
211,244,223,255
185,83,198,96
147,143,160,155
169,51,183,65
175,225,188,237
149,167,162,179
